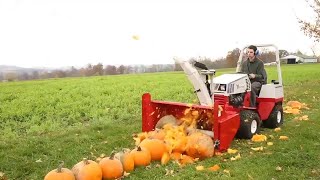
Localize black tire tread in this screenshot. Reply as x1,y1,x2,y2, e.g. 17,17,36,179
236,110,261,139
264,104,284,128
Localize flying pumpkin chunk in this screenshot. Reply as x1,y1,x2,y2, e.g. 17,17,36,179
132,35,140,40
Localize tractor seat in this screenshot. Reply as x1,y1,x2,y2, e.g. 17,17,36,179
262,68,267,85
257,72,267,96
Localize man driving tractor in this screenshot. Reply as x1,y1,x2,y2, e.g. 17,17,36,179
240,45,267,107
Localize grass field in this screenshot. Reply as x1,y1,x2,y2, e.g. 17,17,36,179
0,63,320,179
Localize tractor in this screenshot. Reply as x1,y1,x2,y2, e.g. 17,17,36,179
141,44,284,152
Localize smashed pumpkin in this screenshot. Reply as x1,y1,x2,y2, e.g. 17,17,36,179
251,134,267,142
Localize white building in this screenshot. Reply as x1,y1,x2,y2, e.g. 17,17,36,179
281,54,318,64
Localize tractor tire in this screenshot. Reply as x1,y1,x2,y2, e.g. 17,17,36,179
263,104,283,128
236,110,261,139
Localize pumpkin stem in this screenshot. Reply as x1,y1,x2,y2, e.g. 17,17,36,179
109,151,116,160
137,146,142,151
57,161,64,173
83,158,89,165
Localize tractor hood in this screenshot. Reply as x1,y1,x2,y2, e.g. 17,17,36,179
212,73,250,95
212,73,248,84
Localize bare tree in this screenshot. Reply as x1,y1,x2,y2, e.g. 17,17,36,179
117,65,126,74
53,70,67,78
298,0,320,41
125,65,133,74
68,66,79,77
105,65,117,75
31,71,40,79
225,48,240,68
92,63,104,76
18,72,30,80
279,50,289,58
85,64,94,76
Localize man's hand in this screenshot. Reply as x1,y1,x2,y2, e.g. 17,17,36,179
249,73,256,79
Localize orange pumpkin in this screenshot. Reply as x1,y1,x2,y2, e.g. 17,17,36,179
115,149,135,172
130,146,151,167
44,161,75,180
139,138,167,161
71,158,102,180
99,152,123,179
185,131,214,159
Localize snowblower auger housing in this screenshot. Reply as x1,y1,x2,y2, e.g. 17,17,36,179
142,93,240,152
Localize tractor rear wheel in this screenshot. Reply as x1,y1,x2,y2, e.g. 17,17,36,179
236,110,261,139
264,104,283,128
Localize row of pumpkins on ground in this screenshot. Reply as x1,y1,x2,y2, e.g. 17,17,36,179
45,110,216,180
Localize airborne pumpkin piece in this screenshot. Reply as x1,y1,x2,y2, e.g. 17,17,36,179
139,138,167,161
44,161,75,180
162,125,188,153
71,158,102,180
166,131,188,153
99,152,124,180
130,146,151,167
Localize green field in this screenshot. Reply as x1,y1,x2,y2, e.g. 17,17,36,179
0,64,320,179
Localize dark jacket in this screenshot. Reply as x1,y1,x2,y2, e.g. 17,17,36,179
240,57,267,84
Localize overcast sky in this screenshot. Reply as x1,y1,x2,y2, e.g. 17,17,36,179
0,0,318,68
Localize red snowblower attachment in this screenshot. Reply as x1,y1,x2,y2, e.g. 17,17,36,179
142,93,240,152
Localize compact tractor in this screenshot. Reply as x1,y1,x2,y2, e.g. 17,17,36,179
141,44,284,152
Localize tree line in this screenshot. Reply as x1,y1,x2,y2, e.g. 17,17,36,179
1,49,294,82
0,64,175,82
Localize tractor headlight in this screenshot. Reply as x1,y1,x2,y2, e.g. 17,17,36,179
218,84,226,91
